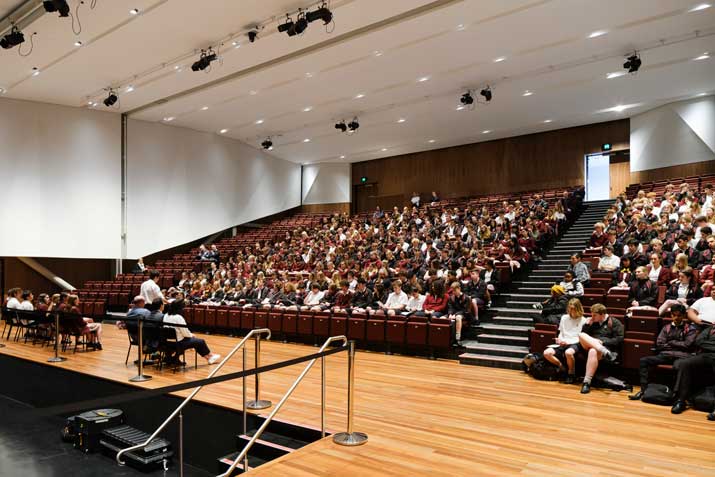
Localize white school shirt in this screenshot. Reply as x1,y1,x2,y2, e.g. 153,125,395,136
558,315,587,344
140,279,164,304
385,291,408,309
163,313,192,341
406,294,426,312
6,297,21,309
303,290,324,306
691,297,715,324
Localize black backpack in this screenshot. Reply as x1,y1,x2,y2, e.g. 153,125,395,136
692,386,715,412
642,383,675,405
522,353,561,381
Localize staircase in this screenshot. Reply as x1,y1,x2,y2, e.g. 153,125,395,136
459,199,614,369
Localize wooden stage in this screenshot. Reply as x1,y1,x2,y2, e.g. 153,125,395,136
2,325,715,477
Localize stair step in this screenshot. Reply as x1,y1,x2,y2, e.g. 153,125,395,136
463,342,529,357
477,333,529,346
459,353,523,370
480,323,532,336
513,281,559,286
504,301,545,310
492,316,535,326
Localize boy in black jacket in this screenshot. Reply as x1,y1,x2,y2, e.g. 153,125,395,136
577,303,624,394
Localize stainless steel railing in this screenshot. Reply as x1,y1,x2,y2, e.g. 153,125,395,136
116,328,271,466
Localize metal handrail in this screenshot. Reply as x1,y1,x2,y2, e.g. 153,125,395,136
217,335,348,477
116,328,271,465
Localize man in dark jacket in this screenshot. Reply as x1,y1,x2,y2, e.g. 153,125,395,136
577,303,624,394
464,270,488,324
350,278,373,313
629,305,697,400
670,320,715,414
534,285,569,325
447,282,472,344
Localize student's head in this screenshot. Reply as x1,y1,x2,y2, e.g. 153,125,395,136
566,299,584,319
149,270,161,282
627,239,639,252
678,268,693,285
392,280,403,293
603,245,614,256
166,299,185,316
21,290,33,301
670,304,687,324
675,253,688,269
570,253,581,265
431,280,445,296
649,253,661,267
132,296,146,308
563,271,574,282
147,298,163,312
590,303,607,322
450,281,462,295
7,287,21,299
67,294,79,308
635,266,648,280
339,280,349,291
677,235,689,248
38,293,49,304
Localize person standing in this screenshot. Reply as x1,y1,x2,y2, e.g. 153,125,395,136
140,270,165,304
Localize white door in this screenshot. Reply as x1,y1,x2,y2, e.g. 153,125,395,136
586,154,610,201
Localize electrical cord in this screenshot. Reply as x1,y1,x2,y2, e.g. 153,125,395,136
18,31,36,57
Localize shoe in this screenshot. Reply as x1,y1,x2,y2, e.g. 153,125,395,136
95,343,103,351
580,382,591,394
565,375,576,384
628,390,645,401
707,412,715,421
208,354,221,365
671,400,687,414
605,351,618,363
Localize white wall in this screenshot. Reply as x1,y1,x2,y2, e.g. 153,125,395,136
126,120,301,258
0,98,121,258
631,96,715,172
301,163,351,205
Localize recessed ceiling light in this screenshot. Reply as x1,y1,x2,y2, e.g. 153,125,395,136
689,3,711,12
456,24,466,31
74,40,82,47
607,71,627,79
303,138,311,143
588,30,608,39
249,90,258,95
694,52,710,61
232,41,240,48
543,119,553,123
354,93,365,99
397,118,406,123
482,130,491,134
456,105,465,111
303,106,313,112
340,155,346,159
219,129,228,134
125,85,135,93
381,148,388,152
417,76,430,82
90,102,97,107
696,92,708,97
129,8,139,15
31,67,40,76
255,119,264,124
428,139,436,143
493,56,506,63
201,106,209,111
0,87,5,94
522,90,533,96
163,116,175,121
373,50,383,57
607,105,630,113
305,72,314,79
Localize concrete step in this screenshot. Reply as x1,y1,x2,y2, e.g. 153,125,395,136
489,307,541,318
513,280,559,286
530,271,565,278
462,342,529,358
480,323,532,336
541,259,571,264
492,315,535,326
476,333,529,347
458,353,523,370
505,287,552,295
504,300,546,310
535,264,569,270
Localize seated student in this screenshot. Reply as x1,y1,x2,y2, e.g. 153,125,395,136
646,252,671,287
597,245,620,272
568,253,590,286
623,239,648,270
463,270,488,324
670,320,715,414
66,295,103,350
421,280,448,318
132,257,147,274
543,299,588,383
658,268,702,316
380,280,408,316
316,283,338,311
350,278,373,314
589,222,608,249
18,290,35,326
533,285,568,325
577,304,623,394
405,285,425,315
447,281,472,343
627,266,659,311
629,304,697,401
332,280,353,313
559,271,584,297
687,286,715,326
609,255,633,289
5,287,22,309
479,259,499,297
301,283,324,311
367,283,388,315
163,299,221,365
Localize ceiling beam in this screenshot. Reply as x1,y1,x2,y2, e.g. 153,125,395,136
126,0,465,117
0,0,45,37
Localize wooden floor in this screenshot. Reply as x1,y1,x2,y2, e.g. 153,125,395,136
2,325,715,477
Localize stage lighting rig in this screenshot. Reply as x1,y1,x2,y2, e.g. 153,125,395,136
460,91,474,105
191,48,217,72
43,0,70,17
103,90,118,107
248,29,259,43
347,118,360,133
335,121,348,132
623,52,641,73
261,138,274,150
0,26,24,49
480,86,492,102
307,3,333,24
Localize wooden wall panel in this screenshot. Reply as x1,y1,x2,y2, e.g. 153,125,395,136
300,203,350,214
630,159,715,185
2,257,112,293
351,119,629,211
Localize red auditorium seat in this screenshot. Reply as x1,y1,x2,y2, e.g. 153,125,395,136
254,310,268,329
529,328,556,353
366,315,386,343
386,315,407,346
183,306,194,325
330,312,348,337
228,309,241,329
204,307,217,329
193,307,206,327
347,312,367,341
297,312,313,336
216,308,228,328
427,317,451,350
282,310,298,335
268,311,283,333
605,294,629,309
313,312,330,337
627,315,658,334
622,337,655,369
589,278,611,290
406,316,428,346
240,309,254,329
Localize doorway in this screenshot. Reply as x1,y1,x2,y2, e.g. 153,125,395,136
585,151,630,201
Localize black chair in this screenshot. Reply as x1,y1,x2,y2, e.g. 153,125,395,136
157,327,197,372
58,312,91,353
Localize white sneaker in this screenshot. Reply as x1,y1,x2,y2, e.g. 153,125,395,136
208,354,221,365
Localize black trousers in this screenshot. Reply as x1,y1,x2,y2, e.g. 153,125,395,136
176,337,210,357
673,353,715,400
638,354,678,387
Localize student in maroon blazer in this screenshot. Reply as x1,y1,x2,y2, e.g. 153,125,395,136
646,253,671,287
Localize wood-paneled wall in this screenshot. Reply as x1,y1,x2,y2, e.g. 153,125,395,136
630,159,715,185
300,203,350,214
351,119,629,211
2,257,113,294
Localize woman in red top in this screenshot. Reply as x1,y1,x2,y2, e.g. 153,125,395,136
421,280,449,318
66,295,103,350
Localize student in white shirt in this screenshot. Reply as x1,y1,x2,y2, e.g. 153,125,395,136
5,287,22,309
163,300,221,364
301,284,324,311
687,287,715,325
404,285,425,315
380,280,408,316
597,245,620,272
542,299,587,383
140,270,165,304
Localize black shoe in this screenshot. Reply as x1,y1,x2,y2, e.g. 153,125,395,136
95,343,102,351
565,375,576,384
628,390,645,401
707,412,715,421
580,382,591,394
671,400,687,414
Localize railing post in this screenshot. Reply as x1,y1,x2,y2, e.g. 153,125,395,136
242,345,247,436
333,340,367,446
321,354,326,438
129,317,152,382
47,312,66,363
178,410,184,477
246,332,271,410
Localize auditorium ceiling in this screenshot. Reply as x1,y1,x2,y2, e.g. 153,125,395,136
1,0,714,164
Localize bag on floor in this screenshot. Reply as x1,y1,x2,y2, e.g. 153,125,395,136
642,383,675,405
692,386,715,412
522,353,561,381
598,375,632,392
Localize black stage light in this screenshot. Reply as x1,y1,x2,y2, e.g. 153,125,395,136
248,30,258,43
335,121,347,132
103,91,118,107
0,27,24,49
261,138,273,150
191,50,217,72
480,87,492,102
347,118,360,132
293,13,308,35
623,53,641,73
278,17,295,35
307,4,333,24
43,0,70,17
460,92,474,105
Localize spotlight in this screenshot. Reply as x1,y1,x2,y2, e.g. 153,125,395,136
347,118,360,132
278,16,296,36
480,86,492,102
103,90,118,107
1,27,25,50
191,49,217,72
248,30,258,43
306,4,333,24
623,52,642,73
460,91,474,105
43,0,70,17
335,121,347,133
261,138,273,150
292,12,308,35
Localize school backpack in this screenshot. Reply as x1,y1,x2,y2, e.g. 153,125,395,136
522,352,561,381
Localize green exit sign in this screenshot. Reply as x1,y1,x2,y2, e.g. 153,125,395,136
361,176,368,183
602,143,612,151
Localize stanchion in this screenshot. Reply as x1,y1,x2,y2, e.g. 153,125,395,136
321,354,326,438
47,312,66,363
129,318,152,382
178,410,184,477
246,332,271,410
333,340,368,446
242,345,249,472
